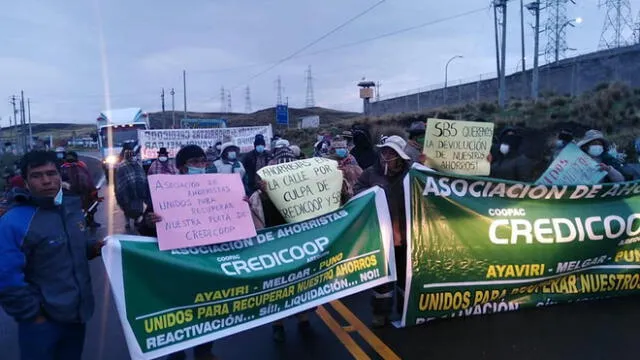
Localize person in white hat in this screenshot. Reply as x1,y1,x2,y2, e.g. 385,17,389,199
353,135,411,328
207,141,248,193
577,129,625,182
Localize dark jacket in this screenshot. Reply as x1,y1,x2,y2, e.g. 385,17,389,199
350,131,377,170
0,189,97,323
354,162,410,246
242,150,271,194
490,152,536,182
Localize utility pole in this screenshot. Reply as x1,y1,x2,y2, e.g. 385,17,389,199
493,4,502,79
170,88,176,128
494,0,508,109
527,1,542,100
20,91,26,153
276,76,283,105
182,70,187,123
227,91,232,113
9,95,18,148
245,86,252,113
220,86,226,113
520,0,527,71
28,98,32,150
305,65,315,108
161,88,165,112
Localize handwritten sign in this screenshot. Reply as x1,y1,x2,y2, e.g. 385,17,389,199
536,143,607,185
148,174,257,251
423,118,494,176
257,157,343,223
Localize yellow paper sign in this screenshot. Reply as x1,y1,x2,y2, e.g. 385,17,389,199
257,157,343,223
423,118,495,176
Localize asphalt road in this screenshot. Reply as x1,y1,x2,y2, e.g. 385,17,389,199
1,155,640,359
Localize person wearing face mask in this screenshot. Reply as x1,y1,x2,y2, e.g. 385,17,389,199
137,145,217,360
0,151,104,360
115,144,150,231
327,136,362,196
242,134,271,194
353,135,411,328
208,141,249,194
404,121,427,163
577,130,625,183
147,147,179,175
552,129,574,159
489,132,536,182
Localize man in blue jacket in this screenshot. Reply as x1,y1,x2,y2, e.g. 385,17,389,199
0,150,104,360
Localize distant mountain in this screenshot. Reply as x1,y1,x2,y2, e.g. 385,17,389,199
148,107,360,129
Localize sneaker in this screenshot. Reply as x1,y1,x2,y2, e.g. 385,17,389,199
371,315,389,328
272,324,286,343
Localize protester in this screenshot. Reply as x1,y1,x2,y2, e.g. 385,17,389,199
147,147,179,175
577,129,625,183
268,139,296,165
137,145,216,360
342,130,355,150
289,145,306,160
350,126,377,170
404,121,426,163
313,138,330,157
7,169,25,190
489,131,536,182
0,150,104,360
61,151,100,228
115,144,150,231
326,136,362,196
205,145,218,164
208,141,248,193
552,129,574,159
353,135,411,328
242,134,271,194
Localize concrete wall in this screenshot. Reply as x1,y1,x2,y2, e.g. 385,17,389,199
370,44,640,116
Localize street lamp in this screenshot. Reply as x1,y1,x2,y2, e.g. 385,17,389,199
443,55,463,104
555,17,583,63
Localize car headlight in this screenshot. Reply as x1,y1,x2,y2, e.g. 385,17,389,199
104,155,118,165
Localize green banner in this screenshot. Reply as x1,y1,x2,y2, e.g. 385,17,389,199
401,166,640,327
103,188,395,360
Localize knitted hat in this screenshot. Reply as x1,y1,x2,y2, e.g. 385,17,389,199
175,145,205,168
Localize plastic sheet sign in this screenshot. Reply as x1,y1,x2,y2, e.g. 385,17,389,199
148,174,257,250
536,143,607,185
423,119,494,176
257,158,343,223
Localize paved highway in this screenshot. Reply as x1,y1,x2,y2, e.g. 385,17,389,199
1,155,639,359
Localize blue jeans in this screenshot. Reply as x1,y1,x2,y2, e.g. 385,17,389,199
18,320,86,360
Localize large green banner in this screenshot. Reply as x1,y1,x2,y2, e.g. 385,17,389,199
401,166,640,327
103,188,395,360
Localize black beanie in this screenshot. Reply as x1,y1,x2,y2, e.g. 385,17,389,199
254,134,266,146
175,145,205,168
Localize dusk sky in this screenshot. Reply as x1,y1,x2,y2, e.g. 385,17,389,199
0,0,631,124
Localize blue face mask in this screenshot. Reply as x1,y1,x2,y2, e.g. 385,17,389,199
256,145,265,153
335,148,348,158
187,166,206,175
227,152,237,160
54,187,63,206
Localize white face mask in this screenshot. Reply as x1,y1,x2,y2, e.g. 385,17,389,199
158,156,168,162
499,144,510,155
588,145,604,157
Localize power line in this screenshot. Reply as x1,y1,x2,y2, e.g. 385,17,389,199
238,0,388,87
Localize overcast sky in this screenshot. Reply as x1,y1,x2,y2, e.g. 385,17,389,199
0,0,628,124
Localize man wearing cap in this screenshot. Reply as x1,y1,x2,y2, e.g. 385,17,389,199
404,121,426,163
354,135,411,327
147,147,179,175
242,134,271,194
577,129,625,183
138,144,217,360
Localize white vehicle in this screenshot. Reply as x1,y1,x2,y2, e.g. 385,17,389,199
96,108,150,178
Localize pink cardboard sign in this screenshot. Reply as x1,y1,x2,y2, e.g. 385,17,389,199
148,174,257,251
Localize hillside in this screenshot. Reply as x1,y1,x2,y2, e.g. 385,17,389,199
0,123,96,144
148,107,360,129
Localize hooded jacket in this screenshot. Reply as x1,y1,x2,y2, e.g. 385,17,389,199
0,188,97,323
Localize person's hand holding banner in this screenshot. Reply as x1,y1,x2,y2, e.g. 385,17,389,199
536,143,607,185
257,157,344,223
148,174,257,250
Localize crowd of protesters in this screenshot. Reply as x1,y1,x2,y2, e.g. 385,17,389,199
3,120,640,360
